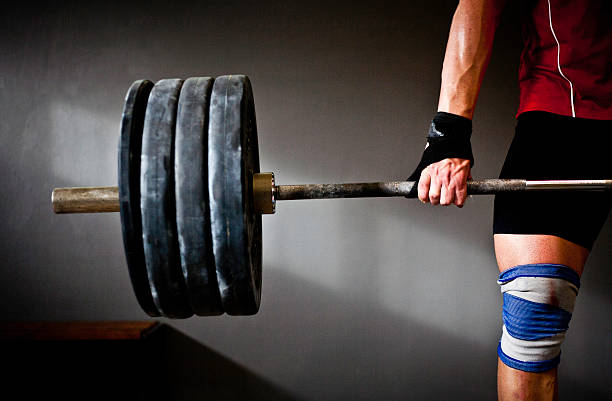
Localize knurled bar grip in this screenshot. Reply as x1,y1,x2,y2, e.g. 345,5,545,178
274,179,529,199
52,178,612,214
275,179,612,199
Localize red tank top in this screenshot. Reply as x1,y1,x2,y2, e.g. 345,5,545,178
517,0,612,120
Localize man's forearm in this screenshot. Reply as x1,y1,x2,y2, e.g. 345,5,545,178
437,0,507,119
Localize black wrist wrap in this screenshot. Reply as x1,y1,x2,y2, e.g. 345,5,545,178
408,112,474,181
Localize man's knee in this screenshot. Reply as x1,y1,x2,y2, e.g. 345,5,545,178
497,263,580,372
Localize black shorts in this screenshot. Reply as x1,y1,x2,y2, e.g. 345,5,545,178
493,111,612,250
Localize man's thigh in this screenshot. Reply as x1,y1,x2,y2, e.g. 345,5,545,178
494,234,589,275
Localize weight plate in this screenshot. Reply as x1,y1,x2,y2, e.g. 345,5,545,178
175,77,224,316
118,80,160,317
208,75,263,315
141,79,193,318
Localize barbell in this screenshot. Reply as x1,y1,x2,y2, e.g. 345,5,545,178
51,75,612,318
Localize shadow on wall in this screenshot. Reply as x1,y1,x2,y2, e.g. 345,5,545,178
176,264,612,401
160,325,303,401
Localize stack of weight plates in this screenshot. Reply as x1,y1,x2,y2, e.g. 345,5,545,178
117,75,262,318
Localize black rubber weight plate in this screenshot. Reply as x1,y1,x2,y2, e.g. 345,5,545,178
208,75,263,315
175,77,224,316
118,80,160,317
141,78,193,318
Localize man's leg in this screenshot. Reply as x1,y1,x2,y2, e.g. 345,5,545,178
494,233,589,401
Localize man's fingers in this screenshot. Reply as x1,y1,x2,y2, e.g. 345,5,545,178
455,184,468,207
414,159,471,207
440,183,455,206
418,170,431,203
452,171,469,207
429,175,442,205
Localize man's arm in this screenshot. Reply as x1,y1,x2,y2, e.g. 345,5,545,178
438,0,506,118
417,0,507,206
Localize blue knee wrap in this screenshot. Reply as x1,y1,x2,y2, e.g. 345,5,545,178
497,264,580,372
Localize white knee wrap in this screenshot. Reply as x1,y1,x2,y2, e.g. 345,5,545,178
497,263,580,372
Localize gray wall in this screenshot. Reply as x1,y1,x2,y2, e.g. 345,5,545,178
1,1,610,400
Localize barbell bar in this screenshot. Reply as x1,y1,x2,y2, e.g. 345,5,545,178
51,74,612,318
52,178,612,214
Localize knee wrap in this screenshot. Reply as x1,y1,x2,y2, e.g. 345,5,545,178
497,263,580,372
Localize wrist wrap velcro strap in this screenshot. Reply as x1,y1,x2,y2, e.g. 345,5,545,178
408,112,474,181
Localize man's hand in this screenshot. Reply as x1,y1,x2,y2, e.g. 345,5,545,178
418,158,471,207
407,112,474,203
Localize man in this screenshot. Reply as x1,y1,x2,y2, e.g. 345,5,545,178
409,1,612,399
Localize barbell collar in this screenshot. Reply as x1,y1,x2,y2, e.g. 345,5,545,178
253,172,276,214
